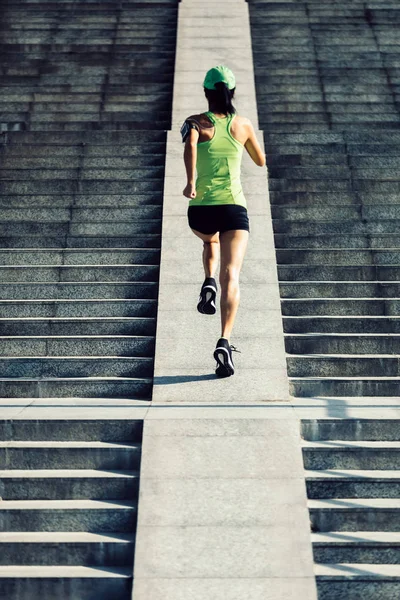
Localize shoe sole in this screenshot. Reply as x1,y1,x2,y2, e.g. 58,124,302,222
197,286,217,315
213,347,234,377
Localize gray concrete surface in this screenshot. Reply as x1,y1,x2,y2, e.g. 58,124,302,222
152,0,289,403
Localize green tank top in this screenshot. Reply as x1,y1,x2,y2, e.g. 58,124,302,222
189,111,247,208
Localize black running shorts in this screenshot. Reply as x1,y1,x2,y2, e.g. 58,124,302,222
187,205,250,235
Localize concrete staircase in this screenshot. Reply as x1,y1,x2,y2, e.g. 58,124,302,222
0,418,142,598
0,0,177,597
302,419,400,599
0,0,179,400
248,0,400,397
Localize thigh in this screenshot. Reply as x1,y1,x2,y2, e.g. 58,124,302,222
191,228,220,244
219,229,249,274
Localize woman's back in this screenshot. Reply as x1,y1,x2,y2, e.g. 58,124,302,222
190,111,246,207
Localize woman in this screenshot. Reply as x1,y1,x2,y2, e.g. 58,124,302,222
181,65,266,378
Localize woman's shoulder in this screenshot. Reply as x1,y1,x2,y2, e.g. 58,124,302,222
233,114,253,127
185,113,214,128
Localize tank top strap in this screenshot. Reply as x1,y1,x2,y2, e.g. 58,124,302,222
204,111,216,125
225,112,236,135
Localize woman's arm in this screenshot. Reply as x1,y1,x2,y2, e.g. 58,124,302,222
244,120,266,167
183,127,199,198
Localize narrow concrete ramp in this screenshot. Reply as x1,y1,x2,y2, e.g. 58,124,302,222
133,412,317,599
152,0,289,403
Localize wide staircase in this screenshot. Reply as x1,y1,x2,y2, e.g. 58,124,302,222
249,0,400,398
249,0,400,597
302,419,400,599
0,0,178,597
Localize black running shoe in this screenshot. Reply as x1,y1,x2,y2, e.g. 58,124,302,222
213,338,240,378
197,277,217,315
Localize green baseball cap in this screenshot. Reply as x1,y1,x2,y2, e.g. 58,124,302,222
203,65,236,90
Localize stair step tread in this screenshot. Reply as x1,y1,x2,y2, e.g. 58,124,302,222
0,441,139,449
0,565,132,578
0,500,136,510
287,333,400,337
303,441,400,449
290,354,400,358
0,469,139,478
315,563,400,578
306,469,400,479
309,498,400,509
0,317,155,322
0,355,152,359
312,532,400,544
286,316,400,320
0,377,152,382
291,377,400,381
0,335,153,339
0,531,135,543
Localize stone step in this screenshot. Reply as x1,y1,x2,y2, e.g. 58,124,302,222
0,222,161,237
0,249,161,265
301,419,400,442
0,441,141,470
273,220,400,235
19,120,171,132
0,318,156,336
0,531,135,565
0,195,163,208
0,155,166,168
0,356,154,377
4,130,166,144
0,207,162,221
0,356,153,372
315,563,400,600
281,298,400,317
279,282,400,298
0,566,132,600
0,376,152,398
0,167,164,180
285,334,400,354
0,469,139,500
0,282,158,299
0,499,137,532
274,234,400,249
278,265,400,281
306,470,400,499
284,316,400,334
309,498,400,532
272,205,400,220
265,133,400,144
0,419,143,442
0,182,162,196
0,335,155,356
0,265,159,282
291,378,400,397
288,355,400,377
302,440,400,470
0,299,157,318
312,531,400,563
0,265,159,283
0,234,162,249
1,144,165,157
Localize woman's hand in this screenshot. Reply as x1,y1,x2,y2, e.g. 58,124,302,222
183,183,197,199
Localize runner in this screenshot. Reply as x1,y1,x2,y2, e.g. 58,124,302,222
181,65,266,377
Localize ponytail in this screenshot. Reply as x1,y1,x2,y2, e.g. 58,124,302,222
204,81,236,115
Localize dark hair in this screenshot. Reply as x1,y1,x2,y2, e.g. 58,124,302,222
204,81,236,115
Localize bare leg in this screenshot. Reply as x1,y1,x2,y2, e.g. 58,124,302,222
191,228,220,278
219,229,249,341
